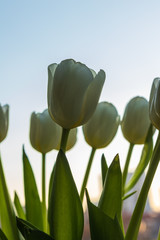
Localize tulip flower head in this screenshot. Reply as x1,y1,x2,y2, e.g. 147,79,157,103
83,102,120,149
149,78,160,130
48,59,105,129
121,96,150,144
30,109,61,154
0,104,9,143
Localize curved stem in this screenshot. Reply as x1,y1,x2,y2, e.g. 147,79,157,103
42,153,47,232
60,128,70,153
125,132,160,240
122,143,134,192
80,147,96,202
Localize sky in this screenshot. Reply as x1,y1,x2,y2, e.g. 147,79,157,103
1,0,160,210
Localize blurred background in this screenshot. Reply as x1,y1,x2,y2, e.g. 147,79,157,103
1,1,160,238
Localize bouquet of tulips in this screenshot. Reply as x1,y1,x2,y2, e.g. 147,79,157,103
0,59,160,240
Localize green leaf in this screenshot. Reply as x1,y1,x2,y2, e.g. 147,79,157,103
23,147,43,230
0,155,20,240
0,229,8,240
17,217,37,232
86,190,124,240
48,163,55,208
14,191,26,220
122,191,137,201
98,154,122,224
101,154,108,186
25,231,54,240
124,125,153,194
48,150,84,240
157,228,160,240
16,218,54,240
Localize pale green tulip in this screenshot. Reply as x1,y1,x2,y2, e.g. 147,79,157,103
47,59,105,129
149,78,160,108
30,109,61,153
82,102,120,149
149,78,160,130
0,104,9,143
121,97,150,144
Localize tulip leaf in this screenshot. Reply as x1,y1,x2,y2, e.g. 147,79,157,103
48,163,55,208
157,228,160,240
16,218,54,240
98,154,122,224
22,147,43,230
17,217,37,231
25,231,54,240
122,191,137,201
124,125,153,194
0,155,20,240
48,150,84,240
14,191,26,220
86,190,124,240
0,229,8,240
101,154,108,186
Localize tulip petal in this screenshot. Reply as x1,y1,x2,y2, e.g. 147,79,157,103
121,97,150,144
30,112,38,150
0,105,9,143
77,70,105,127
89,68,96,77
48,63,58,117
149,94,160,130
38,110,61,153
154,81,160,118
0,107,5,142
83,102,119,148
149,78,160,108
30,109,61,153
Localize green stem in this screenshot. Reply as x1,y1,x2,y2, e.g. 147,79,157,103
42,153,47,232
80,147,96,202
125,132,160,240
121,143,134,234
122,143,134,192
60,128,70,153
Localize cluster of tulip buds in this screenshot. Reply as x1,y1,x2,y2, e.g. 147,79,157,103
1,59,160,240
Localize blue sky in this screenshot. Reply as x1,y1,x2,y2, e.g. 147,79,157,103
1,1,160,209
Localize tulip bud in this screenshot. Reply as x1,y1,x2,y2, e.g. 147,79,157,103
121,97,150,144
82,102,120,149
149,78,160,130
149,78,160,108
48,59,105,129
55,128,77,151
30,109,61,153
0,104,9,143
